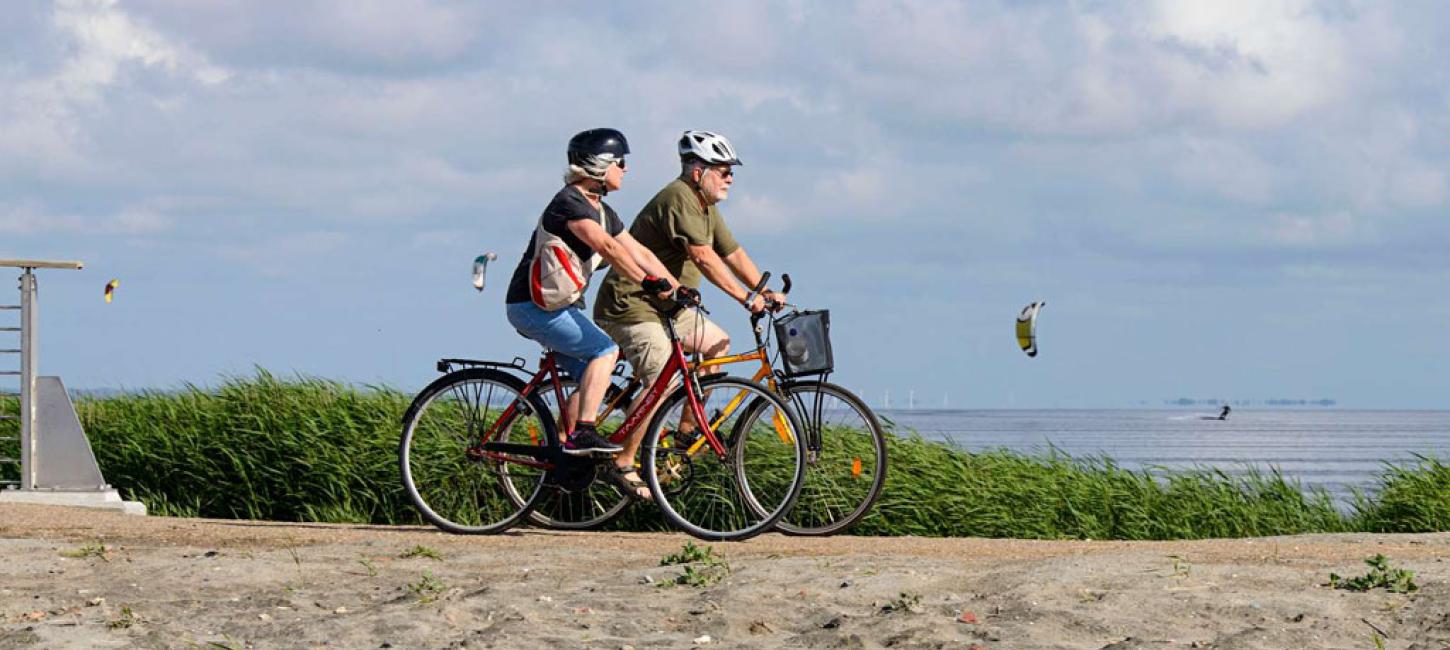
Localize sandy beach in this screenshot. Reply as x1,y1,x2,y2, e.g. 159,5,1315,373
0,502,1445,649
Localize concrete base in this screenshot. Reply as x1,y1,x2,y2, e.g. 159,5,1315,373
0,488,147,515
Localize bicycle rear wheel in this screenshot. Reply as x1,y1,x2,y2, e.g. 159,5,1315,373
399,368,552,534
642,376,806,541
527,377,633,530
772,381,887,536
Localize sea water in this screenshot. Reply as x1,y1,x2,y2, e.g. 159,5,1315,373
876,409,1450,503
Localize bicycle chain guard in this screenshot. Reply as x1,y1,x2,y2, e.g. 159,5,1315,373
546,451,599,494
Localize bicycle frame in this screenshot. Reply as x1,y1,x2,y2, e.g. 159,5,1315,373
478,308,733,466
467,353,571,469
588,327,799,451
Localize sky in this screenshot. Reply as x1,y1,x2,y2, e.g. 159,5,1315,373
2,0,1448,409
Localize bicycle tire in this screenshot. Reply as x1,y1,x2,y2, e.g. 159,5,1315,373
526,377,633,530
770,381,887,536
399,368,551,534
641,376,806,541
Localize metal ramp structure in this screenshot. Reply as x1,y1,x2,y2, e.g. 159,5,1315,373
0,259,145,514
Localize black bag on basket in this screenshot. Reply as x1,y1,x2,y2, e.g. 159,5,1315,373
774,310,833,377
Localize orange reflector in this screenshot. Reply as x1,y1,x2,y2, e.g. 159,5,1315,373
851,458,862,477
528,424,539,445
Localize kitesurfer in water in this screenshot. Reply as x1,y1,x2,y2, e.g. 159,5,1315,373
1218,404,1231,420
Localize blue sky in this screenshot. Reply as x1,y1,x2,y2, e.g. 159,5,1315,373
3,0,1447,408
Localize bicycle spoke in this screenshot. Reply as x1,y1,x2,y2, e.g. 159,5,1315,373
645,378,805,541
773,382,887,536
401,370,553,535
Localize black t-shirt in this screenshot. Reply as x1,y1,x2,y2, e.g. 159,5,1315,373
505,185,625,305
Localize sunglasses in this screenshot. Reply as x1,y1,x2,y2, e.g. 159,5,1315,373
711,166,734,178
613,157,626,170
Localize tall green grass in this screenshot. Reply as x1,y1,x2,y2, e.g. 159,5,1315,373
63,373,1448,538
80,371,414,523
1352,455,1450,533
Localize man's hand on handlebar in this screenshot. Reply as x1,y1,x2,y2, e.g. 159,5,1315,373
743,293,768,314
673,285,702,307
763,290,788,312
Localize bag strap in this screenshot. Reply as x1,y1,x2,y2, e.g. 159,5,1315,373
533,187,609,273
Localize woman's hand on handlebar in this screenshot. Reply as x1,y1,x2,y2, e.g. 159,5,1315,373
641,275,678,301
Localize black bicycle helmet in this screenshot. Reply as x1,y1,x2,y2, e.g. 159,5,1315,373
567,128,630,170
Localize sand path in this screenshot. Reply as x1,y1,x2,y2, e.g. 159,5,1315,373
1,503,1446,649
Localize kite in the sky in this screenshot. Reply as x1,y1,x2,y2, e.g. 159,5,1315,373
104,279,119,303
472,253,498,292
1016,301,1045,357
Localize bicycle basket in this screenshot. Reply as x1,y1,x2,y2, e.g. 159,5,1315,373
773,309,833,377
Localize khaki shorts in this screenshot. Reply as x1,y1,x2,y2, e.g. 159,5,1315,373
598,310,716,388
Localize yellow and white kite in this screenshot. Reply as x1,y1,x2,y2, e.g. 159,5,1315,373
1016,301,1045,357
104,279,119,303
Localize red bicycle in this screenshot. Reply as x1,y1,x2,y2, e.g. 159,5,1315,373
398,290,808,541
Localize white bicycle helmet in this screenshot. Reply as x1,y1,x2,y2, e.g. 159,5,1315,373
678,130,742,166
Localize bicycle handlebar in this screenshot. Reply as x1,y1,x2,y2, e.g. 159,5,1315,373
749,271,792,333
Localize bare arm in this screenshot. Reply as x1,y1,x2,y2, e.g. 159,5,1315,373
617,233,679,287
567,219,651,284
723,247,787,308
687,244,755,308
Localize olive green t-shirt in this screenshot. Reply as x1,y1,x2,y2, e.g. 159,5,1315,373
594,179,740,324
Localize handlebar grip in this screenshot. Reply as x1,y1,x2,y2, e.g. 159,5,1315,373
781,273,792,295
742,271,771,310
750,271,771,296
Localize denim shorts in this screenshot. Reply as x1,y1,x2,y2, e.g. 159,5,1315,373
506,301,618,379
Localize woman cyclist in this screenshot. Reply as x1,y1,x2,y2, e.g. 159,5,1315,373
503,128,679,495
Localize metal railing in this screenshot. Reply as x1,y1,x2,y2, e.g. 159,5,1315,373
1,259,84,490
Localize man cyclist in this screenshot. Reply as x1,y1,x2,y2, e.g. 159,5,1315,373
594,130,785,474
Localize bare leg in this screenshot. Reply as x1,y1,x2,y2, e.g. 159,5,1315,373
614,319,730,465
559,391,579,441
573,350,618,430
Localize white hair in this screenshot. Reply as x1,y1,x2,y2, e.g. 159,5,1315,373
565,157,610,184
680,157,708,178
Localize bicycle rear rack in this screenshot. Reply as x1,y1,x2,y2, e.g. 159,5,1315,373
437,357,529,374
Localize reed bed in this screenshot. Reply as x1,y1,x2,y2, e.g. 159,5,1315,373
60,373,1448,538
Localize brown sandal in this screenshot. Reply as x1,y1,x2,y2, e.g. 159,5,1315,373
603,464,651,500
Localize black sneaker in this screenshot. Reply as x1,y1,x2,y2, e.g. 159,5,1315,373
563,429,623,456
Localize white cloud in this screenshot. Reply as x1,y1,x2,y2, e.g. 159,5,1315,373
0,201,175,235
217,231,351,276
1266,211,1365,246
1387,167,1447,210
1169,137,1276,204
1145,0,1350,129
726,194,792,235
0,0,229,175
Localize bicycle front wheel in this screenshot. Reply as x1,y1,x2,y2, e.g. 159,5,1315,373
773,381,887,536
400,368,553,534
642,376,806,541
